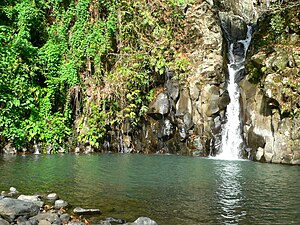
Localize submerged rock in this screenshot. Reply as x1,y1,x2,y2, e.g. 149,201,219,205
99,217,125,225
73,207,101,215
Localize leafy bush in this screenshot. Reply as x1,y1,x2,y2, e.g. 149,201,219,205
0,0,191,151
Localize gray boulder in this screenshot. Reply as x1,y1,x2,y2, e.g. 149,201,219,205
0,218,9,225
46,193,58,201
0,198,40,222
54,200,68,209
59,214,70,223
148,92,170,119
29,212,60,224
38,220,52,225
17,195,44,207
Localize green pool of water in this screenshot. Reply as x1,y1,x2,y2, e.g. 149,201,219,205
0,153,299,224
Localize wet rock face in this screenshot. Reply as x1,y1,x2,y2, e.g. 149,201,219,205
219,12,248,41
214,0,258,23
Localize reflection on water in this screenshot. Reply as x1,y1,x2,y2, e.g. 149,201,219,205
215,161,246,224
0,154,300,225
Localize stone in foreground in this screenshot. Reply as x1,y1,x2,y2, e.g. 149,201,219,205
0,198,39,222
46,193,59,201
17,195,44,207
54,200,68,209
0,218,9,225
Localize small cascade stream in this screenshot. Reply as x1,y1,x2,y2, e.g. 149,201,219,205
33,140,40,155
217,26,252,160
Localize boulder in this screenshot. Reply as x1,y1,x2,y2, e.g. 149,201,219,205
272,53,288,71
38,220,51,225
0,198,40,222
54,200,68,209
0,218,9,225
147,92,170,119
29,213,60,224
46,193,58,201
59,214,70,223
17,195,44,208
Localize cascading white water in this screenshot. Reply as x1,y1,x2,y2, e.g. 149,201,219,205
217,26,252,160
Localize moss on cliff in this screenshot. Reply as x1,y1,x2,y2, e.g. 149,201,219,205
247,1,300,117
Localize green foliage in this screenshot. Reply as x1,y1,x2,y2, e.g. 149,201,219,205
0,0,191,150
270,14,285,38
248,2,300,118
77,103,106,148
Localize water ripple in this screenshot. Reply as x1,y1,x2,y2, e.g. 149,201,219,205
0,154,299,225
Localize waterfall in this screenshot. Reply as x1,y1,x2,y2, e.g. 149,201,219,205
33,140,41,155
217,26,252,160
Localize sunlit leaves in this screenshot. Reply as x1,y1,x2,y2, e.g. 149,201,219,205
0,0,191,150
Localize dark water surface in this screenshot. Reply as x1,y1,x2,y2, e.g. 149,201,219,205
0,154,299,225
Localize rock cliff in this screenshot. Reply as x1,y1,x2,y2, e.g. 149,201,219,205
133,1,224,156
134,0,300,164
242,1,300,164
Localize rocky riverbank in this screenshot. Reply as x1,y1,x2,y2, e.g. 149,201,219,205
0,188,157,225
